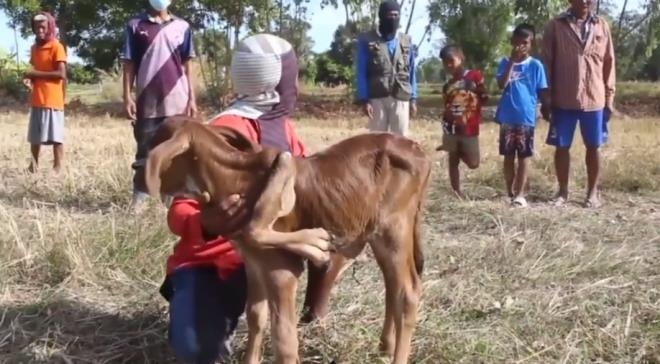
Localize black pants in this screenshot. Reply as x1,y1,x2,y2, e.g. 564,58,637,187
132,117,167,194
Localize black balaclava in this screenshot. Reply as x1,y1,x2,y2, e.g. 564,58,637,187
378,0,400,40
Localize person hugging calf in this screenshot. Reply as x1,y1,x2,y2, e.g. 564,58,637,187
23,11,67,173
436,45,488,198
158,33,343,364
494,24,550,207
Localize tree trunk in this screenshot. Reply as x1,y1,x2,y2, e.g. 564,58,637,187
404,0,417,34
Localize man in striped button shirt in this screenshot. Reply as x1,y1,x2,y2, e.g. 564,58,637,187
542,0,615,208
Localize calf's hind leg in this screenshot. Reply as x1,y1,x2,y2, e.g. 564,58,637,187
371,217,422,364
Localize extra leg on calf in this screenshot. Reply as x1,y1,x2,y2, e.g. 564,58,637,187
301,254,354,323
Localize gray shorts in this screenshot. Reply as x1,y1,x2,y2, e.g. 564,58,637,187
27,107,65,145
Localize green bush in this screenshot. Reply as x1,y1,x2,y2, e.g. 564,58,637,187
67,63,101,84
0,52,30,101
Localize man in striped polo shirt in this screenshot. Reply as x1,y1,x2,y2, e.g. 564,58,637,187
120,0,198,212
542,0,615,208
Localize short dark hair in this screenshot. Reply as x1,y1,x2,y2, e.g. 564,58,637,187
439,44,464,61
513,23,536,39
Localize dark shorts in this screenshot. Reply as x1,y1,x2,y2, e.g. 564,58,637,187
132,117,167,193
546,108,610,148
163,266,247,364
499,124,535,158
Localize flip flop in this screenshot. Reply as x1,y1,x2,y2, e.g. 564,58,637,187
511,196,528,207
584,199,602,208
550,195,567,207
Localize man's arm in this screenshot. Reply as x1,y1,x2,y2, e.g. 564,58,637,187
602,20,616,109
122,61,135,99
120,22,136,101
181,26,197,107
541,21,555,93
25,63,66,79
408,42,418,103
355,35,370,103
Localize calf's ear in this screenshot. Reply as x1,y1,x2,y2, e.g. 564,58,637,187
145,128,192,198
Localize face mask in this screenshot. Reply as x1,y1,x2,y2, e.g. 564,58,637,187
149,0,171,11
379,17,400,37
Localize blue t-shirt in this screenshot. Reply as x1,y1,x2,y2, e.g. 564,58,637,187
494,56,548,127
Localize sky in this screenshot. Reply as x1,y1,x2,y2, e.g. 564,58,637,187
0,0,643,64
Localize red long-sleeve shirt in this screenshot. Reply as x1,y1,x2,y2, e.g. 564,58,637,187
165,115,307,279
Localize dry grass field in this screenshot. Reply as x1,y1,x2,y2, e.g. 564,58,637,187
0,108,658,363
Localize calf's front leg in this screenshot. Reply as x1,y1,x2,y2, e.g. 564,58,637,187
263,251,305,364
242,260,269,364
242,151,335,264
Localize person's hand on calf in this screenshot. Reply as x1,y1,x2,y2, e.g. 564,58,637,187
200,193,249,238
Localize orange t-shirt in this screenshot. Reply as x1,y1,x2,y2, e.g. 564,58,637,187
30,39,67,109
165,114,307,279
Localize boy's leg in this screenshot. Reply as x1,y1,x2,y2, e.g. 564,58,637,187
53,144,64,172
28,145,40,173
448,152,462,198
168,266,235,364
443,135,462,197
131,117,166,210
26,107,42,172
459,136,480,169
499,124,516,197
578,109,606,207
50,109,65,172
546,109,578,204
512,125,535,201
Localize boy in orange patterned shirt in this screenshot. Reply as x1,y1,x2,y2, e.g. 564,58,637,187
437,45,489,198
23,12,67,173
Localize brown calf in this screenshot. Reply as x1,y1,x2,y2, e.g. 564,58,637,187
145,117,432,364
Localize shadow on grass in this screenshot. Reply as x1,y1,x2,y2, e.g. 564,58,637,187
0,299,171,364
0,189,128,215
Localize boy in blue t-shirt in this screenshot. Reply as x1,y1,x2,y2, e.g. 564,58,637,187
495,23,550,207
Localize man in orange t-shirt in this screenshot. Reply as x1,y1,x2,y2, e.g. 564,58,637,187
23,12,67,173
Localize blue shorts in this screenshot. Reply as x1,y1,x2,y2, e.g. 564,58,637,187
499,124,535,158
546,108,610,148
163,266,247,364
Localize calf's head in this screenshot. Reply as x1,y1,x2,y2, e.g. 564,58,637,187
144,116,278,206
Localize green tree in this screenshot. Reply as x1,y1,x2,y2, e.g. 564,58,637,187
428,0,513,79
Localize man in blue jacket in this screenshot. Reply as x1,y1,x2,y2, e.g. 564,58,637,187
355,0,418,137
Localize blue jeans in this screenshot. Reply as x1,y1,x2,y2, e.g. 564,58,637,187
163,266,247,364
546,108,610,148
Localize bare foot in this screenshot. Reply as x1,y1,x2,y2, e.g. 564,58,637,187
26,163,37,174
435,144,446,152
453,190,465,200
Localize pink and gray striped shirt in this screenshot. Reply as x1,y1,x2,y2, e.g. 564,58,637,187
120,13,195,120
542,11,616,111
